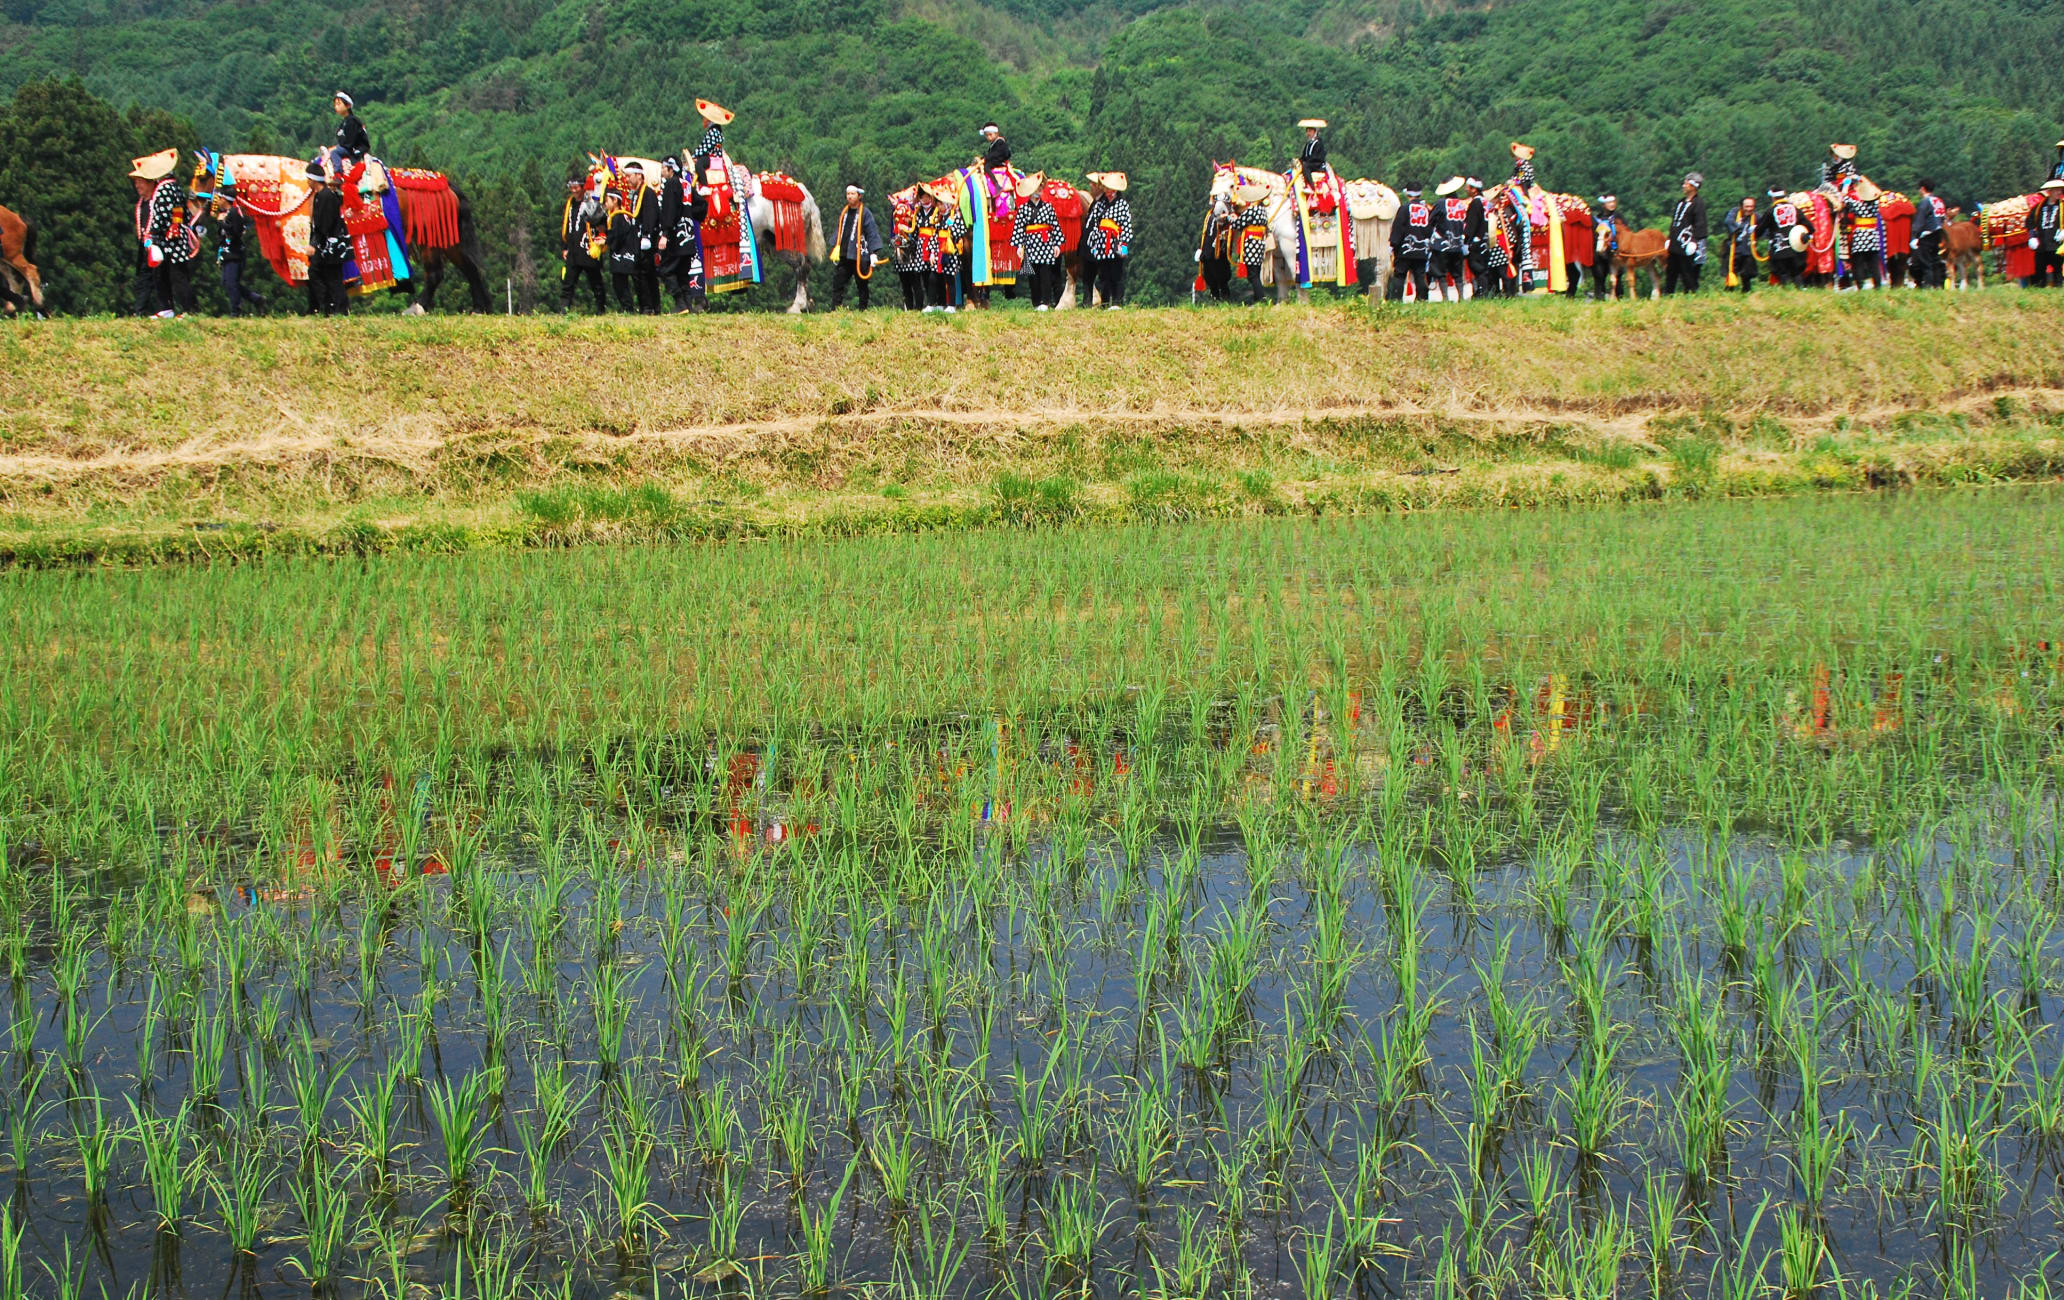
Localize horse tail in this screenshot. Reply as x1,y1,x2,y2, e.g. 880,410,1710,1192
804,191,827,262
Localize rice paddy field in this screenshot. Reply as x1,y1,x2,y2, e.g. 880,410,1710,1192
4,485,2064,1299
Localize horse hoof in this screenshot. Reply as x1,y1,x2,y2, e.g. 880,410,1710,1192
403,303,426,317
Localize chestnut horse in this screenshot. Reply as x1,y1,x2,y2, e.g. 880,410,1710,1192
0,204,43,317
1602,227,1668,299
1943,209,1985,290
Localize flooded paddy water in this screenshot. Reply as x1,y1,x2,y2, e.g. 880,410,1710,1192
2,487,2062,1300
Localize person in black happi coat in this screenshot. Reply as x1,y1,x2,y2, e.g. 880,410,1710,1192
1389,184,1438,302
2027,180,2064,288
1722,196,1758,293
308,166,351,317
1757,187,1805,289
216,184,265,316
1909,179,1946,289
829,185,884,310
559,177,608,314
622,162,661,313
1664,173,1707,295
331,92,369,177
605,191,640,312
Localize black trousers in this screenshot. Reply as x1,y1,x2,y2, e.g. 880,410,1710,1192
612,270,637,312
1076,254,1101,306
1663,250,1701,295
307,263,348,316
221,260,264,315
1589,257,1614,297
1094,256,1126,306
1909,233,1942,288
153,261,196,314
1848,250,1887,285
1398,264,1430,301
1438,250,1467,291
829,258,872,309
1767,252,1804,288
898,270,924,310
634,260,660,313
2029,247,2064,288
925,270,953,307
561,265,606,312
1025,261,1064,307
1200,254,1232,301
1728,249,1754,291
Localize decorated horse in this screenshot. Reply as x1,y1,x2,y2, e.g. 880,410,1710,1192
1205,163,1392,304
588,152,824,311
892,165,1090,306
0,203,42,318
188,151,490,312
1977,189,2052,285
1943,209,1986,290
1481,181,1593,294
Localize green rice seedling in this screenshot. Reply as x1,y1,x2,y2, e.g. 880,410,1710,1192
72,1090,116,1208
795,1157,855,1295
1776,1206,1835,1300
1712,1198,1773,1300
1148,1204,1219,1300
425,1067,499,1217
898,1195,974,1300
205,1123,275,1255
287,1033,346,1160
1640,1172,1679,1295
1040,1174,1109,1292
696,1162,750,1283
127,1098,193,1233
1113,1076,1175,1196
1292,1212,1341,1300
592,961,631,1074
691,1077,741,1167
0,1203,22,1300
600,1117,660,1254
3,1060,47,1181
1558,1031,1627,1162
283,1153,354,1292
187,995,232,1107
342,1055,407,1175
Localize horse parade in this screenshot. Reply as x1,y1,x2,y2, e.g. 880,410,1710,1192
4,93,2063,321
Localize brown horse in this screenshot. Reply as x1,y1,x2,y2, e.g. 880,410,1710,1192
1602,227,1668,299
1943,209,1985,290
0,204,43,317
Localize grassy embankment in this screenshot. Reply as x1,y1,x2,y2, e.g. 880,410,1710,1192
1,290,2061,565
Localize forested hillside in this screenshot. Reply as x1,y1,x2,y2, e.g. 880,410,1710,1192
2,0,2058,312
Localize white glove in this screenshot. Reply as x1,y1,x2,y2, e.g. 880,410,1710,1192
2032,237,2041,249
640,238,652,251
145,243,163,267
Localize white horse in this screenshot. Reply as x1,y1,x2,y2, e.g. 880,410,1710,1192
604,154,827,312
1207,165,1392,304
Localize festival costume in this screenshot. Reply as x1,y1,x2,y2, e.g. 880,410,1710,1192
1591,208,1623,297
1910,193,1946,289
1011,196,1065,307
559,195,607,313
981,135,1013,219
830,203,883,309
1090,195,1132,305
624,181,661,312
665,182,708,311
1758,199,1805,287
1842,192,1886,286
1665,191,1706,295
1723,208,1757,292
1299,133,1327,183
308,185,350,315
333,113,369,172
1390,196,1438,301
891,194,925,310
2028,200,2064,288
606,209,641,311
141,176,200,314
1197,201,1236,302
1437,194,1471,297
218,206,264,315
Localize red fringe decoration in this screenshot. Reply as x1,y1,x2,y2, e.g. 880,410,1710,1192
768,200,806,255
1045,183,1086,254
756,173,806,204
392,169,460,249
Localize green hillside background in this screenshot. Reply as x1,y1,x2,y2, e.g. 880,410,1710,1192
2,0,2059,313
